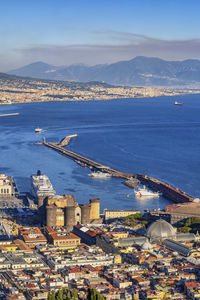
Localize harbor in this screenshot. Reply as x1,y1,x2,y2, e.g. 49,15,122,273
43,135,195,204
1,97,200,212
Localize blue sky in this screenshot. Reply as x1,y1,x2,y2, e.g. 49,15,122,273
1,0,200,71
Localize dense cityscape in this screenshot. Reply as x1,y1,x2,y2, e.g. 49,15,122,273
1,0,200,299
0,143,200,299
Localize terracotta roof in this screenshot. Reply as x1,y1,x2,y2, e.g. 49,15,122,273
50,232,80,241
185,281,200,289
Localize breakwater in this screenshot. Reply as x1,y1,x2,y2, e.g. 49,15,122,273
0,113,19,117
43,136,194,204
43,139,133,179
136,174,194,203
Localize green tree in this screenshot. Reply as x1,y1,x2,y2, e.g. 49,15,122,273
179,226,191,233
185,218,192,227
47,291,52,300
56,289,63,300
87,288,104,300
71,288,78,300
141,220,148,228
48,291,56,300
62,288,70,300
52,291,56,300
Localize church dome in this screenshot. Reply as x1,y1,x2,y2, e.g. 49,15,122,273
141,239,153,250
146,219,176,241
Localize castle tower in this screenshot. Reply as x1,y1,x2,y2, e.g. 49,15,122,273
75,205,81,224
80,204,91,224
46,205,57,227
89,198,100,220
65,206,76,230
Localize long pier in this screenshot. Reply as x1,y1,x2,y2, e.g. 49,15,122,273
0,113,19,117
43,136,194,204
43,139,133,179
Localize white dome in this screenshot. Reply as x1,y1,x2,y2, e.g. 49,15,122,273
146,219,176,241
141,239,153,250
193,198,200,203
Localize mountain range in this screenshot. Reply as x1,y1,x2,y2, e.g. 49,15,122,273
7,56,200,86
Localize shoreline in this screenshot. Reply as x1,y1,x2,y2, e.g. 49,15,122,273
1,91,200,106
1,74,200,105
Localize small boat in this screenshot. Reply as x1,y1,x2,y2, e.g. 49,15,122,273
88,172,111,178
135,186,160,198
35,128,43,133
174,101,183,106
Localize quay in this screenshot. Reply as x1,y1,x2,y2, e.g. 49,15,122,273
43,137,133,179
43,135,194,204
136,174,194,203
0,113,19,117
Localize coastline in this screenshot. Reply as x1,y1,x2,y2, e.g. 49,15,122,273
1,74,200,105
1,90,200,106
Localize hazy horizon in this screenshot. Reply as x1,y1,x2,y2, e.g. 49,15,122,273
1,0,200,72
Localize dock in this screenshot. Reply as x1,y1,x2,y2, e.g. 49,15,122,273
44,139,133,179
0,113,20,117
42,135,194,204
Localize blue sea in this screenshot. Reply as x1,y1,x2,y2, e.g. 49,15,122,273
0,94,200,212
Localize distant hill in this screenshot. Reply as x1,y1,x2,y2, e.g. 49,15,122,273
0,71,114,89
7,56,200,86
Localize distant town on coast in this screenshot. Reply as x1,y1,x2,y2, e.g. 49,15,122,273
1,56,200,105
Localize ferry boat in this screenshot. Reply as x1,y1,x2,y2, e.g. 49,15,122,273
35,128,43,133
135,186,160,198
30,170,56,199
88,172,111,178
174,101,183,106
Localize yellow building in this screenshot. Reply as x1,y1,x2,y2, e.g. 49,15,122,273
114,255,122,264
90,198,100,220
104,209,140,221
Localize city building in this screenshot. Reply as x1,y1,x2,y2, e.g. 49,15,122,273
0,174,17,197
166,202,200,223
104,209,140,221
73,224,104,245
18,227,47,247
44,226,81,249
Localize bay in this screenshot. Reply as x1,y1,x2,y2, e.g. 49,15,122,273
0,94,200,212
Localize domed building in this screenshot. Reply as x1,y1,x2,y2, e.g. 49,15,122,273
146,219,176,242
141,239,153,250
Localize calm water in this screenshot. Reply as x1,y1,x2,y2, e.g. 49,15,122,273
0,94,200,212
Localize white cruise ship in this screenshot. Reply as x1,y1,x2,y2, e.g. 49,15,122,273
31,170,56,199
88,172,111,178
134,186,160,198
